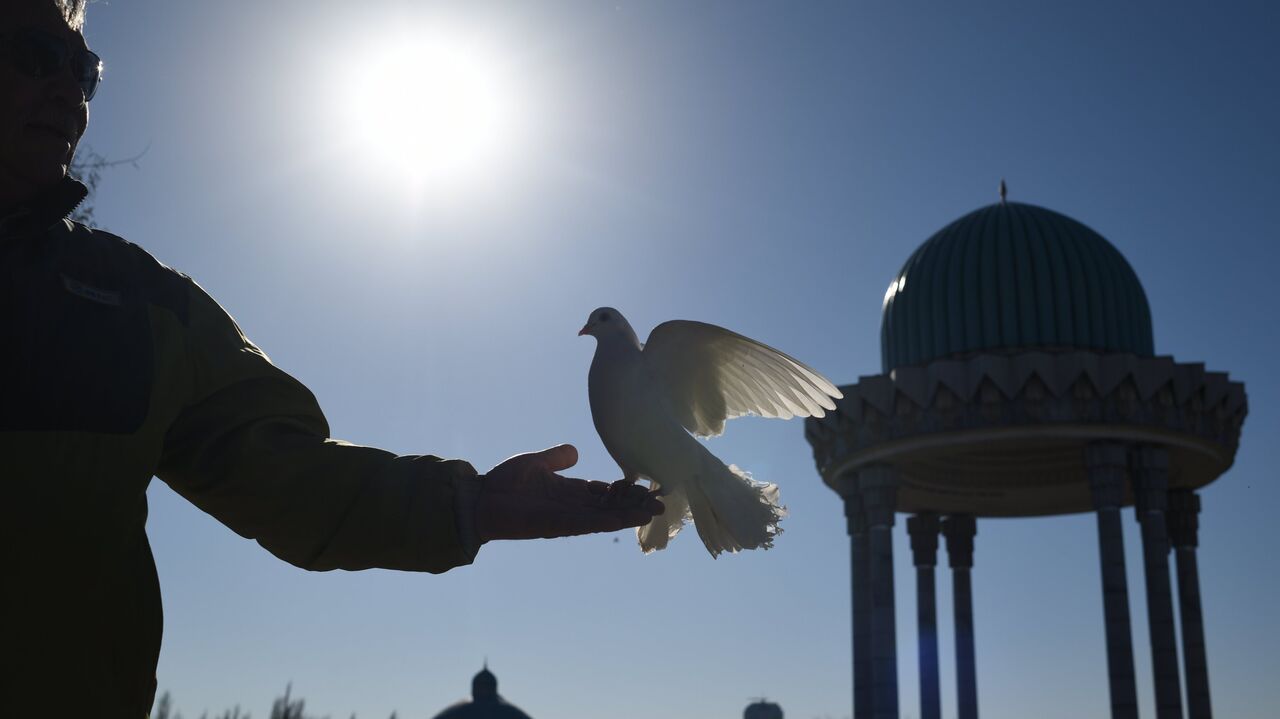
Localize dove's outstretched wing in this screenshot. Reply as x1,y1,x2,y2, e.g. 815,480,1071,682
641,320,843,438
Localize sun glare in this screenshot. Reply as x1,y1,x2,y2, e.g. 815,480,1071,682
332,26,522,198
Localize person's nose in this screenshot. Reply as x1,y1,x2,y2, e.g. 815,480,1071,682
41,61,90,141
45,60,88,110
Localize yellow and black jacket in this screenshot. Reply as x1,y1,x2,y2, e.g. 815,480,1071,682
2,178,479,716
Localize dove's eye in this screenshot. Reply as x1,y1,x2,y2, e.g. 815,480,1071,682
599,311,612,322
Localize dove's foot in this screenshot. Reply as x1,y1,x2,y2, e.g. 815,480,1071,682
603,479,648,508
642,479,672,497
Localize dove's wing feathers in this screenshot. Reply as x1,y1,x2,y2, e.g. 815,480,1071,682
641,320,843,438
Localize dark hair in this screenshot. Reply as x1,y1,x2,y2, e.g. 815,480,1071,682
55,0,88,31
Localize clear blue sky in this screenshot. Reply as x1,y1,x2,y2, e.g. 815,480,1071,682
79,1,1277,717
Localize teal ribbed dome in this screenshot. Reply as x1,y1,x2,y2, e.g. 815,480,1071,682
880,202,1154,372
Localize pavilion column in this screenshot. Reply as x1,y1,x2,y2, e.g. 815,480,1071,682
1086,441,1140,719
859,465,900,719
1168,490,1211,719
1131,445,1184,719
839,475,874,719
942,514,978,719
908,513,941,719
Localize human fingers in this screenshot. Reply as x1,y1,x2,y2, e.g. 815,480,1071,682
566,478,631,509
548,507,658,537
552,476,649,508
530,443,578,473
590,485,664,514
602,480,653,508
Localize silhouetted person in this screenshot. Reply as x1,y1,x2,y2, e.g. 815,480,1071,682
0,2,662,715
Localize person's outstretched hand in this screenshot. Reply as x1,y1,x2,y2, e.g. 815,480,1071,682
476,444,664,542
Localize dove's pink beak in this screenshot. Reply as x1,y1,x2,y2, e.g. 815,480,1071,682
577,324,591,336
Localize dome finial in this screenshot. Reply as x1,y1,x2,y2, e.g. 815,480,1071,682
472,662,498,702
999,178,1008,205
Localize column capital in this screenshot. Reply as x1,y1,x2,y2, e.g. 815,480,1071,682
907,513,941,568
1086,440,1129,469
858,464,898,529
1167,490,1201,549
942,514,977,569
835,472,860,500
1086,440,1130,510
1130,444,1170,473
838,474,869,537
1130,445,1171,517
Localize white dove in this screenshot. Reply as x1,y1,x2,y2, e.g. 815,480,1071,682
579,307,843,557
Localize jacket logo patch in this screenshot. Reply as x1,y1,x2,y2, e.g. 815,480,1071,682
61,274,122,306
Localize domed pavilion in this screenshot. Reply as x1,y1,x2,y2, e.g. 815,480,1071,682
805,186,1247,719
431,665,534,719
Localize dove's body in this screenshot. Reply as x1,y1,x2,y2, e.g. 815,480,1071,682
588,333,685,481
588,336,765,554
580,307,842,557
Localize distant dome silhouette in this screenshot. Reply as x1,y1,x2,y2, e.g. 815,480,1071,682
744,699,784,719
880,201,1154,372
431,665,533,719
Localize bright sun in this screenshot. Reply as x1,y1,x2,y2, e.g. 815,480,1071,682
332,26,521,196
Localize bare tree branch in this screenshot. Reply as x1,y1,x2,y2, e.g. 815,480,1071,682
68,142,150,227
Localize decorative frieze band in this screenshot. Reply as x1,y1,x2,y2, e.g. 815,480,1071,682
805,351,1246,478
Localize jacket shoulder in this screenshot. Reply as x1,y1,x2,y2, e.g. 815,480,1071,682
59,221,195,325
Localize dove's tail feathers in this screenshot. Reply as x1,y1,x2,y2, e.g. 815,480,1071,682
686,461,786,558
636,482,691,553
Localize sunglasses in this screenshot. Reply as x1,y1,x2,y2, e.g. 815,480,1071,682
0,27,102,101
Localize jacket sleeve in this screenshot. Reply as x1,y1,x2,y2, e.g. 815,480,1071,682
156,278,479,573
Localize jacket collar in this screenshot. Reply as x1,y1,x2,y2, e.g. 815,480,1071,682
0,176,90,242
